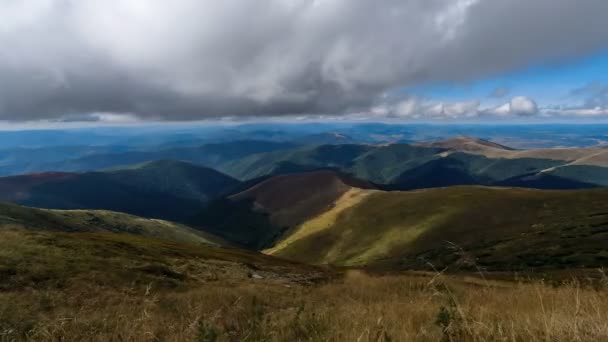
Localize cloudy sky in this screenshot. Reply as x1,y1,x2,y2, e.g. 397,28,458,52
2,0,608,124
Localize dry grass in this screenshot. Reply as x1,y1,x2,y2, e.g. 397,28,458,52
2,269,608,341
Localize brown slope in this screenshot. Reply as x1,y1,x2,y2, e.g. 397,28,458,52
229,170,375,228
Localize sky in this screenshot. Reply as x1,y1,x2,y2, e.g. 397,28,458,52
1,0,608,125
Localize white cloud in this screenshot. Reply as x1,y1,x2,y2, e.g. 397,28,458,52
395,98,420,117
544,106,608,117
510,96,538,116
484,96,538,116
370,97,480,120
443,100,480,118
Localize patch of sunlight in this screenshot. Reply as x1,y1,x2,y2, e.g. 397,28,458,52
264,188,374,255
342,211,455,267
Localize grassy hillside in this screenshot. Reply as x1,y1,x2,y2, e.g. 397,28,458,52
197,170,373,249
267,186,608,270
0,202,222,246
3,231,608,341
0,160,240,222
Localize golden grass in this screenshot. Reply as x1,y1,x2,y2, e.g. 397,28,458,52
3,268,608,341
265,188,372,255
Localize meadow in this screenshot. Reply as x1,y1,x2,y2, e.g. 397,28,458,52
3,257,608,341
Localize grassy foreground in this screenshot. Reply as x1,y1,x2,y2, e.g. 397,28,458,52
1,228,608,341
3,267,608,341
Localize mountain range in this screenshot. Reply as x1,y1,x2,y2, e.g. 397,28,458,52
0,160,239,222
1,136,608,272
223,137,608,189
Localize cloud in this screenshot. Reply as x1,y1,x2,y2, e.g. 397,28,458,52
371,97,480,119
1,0,608,121
551,107,608,117
58,112,141,123
537,82,608,118
484,96,538,116
509,96,538,116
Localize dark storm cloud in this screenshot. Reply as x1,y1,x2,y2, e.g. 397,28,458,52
1,0,608,121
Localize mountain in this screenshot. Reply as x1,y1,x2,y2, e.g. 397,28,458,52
197,170,375,249
230,170,375,227
265,185,608,271
103,160,239,201
223,138,608,189
290,132,356,145
222,144,375,181
0,160,240,222
0,140,296,176
0,201,223,246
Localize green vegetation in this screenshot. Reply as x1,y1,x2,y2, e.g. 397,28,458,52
2,136,608,340
0,229,321,292
269,186,608,270
0,160,240,222
3,240,608,342
223,141,608,189
0,202,222,246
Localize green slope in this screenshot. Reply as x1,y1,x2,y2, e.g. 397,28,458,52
267,186,608,271
0,229,325,293
0,202,222,246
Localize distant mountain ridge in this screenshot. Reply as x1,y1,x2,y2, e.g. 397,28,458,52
0,140,297,176
415,136,515,152
0,160,240,222
224,137,608,189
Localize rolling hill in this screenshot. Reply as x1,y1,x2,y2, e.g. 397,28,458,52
265,185,608,271
197,170,375,249
223,137,608,189
0,201,222,246
0,160,240,222
0,226,326,296
0,140,296,176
